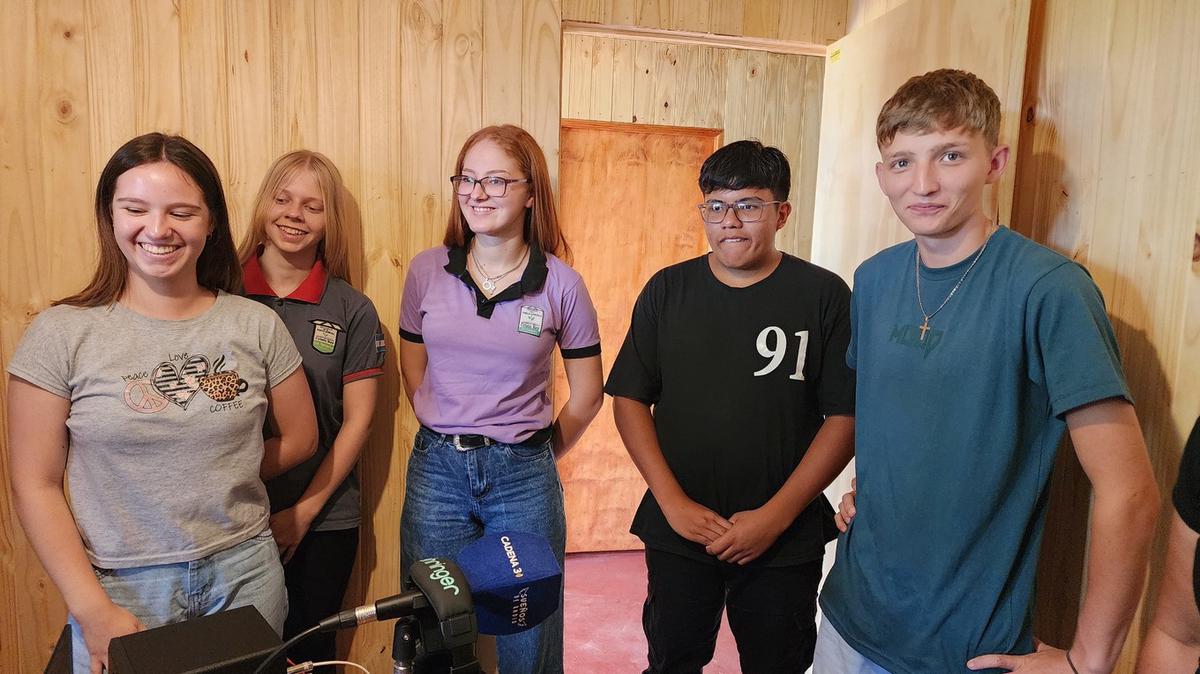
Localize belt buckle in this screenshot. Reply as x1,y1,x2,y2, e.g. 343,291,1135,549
452,434,492,452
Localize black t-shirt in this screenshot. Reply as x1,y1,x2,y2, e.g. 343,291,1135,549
1173,417,1200,618
604,254,855,566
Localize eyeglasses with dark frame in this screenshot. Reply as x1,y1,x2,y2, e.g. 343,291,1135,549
696,199,785,224
450,175,532,197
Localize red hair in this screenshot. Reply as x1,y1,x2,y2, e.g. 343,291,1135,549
443,125,570,262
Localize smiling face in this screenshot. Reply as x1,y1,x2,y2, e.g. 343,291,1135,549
112,161,212,291
457,138,534,239
702,187,790,278
263,168,327,257
875,126,1008,245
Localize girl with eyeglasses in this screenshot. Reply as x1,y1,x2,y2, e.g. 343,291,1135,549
398,124,603,673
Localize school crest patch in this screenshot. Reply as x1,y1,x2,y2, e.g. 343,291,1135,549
310,319,345,354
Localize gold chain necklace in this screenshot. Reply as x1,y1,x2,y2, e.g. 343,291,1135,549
915,228,995,341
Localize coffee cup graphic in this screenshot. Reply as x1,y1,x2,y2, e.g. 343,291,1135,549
199,370,248,402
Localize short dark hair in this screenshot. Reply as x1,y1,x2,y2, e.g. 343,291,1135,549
698,140,791,202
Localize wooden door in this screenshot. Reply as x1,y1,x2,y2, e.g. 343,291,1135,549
556,120,721,552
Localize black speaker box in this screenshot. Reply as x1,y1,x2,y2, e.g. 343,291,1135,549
107,606,284,674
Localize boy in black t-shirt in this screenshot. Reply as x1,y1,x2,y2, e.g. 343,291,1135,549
605,140,856,673
1138,417,1200,672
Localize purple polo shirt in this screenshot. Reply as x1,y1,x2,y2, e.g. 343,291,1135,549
399,245,600,443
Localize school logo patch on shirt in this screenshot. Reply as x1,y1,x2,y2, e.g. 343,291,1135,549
310,320,345,354
517,305,545,337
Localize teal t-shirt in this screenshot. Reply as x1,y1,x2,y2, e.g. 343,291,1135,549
819,227,1131,674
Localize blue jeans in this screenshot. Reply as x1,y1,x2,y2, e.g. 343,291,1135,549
812,619,894,674
70,529,286,673
401,427,566,674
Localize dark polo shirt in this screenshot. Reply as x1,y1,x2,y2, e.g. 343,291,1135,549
243,255,385,531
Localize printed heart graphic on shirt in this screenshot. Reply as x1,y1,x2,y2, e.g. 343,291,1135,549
152,355,211,409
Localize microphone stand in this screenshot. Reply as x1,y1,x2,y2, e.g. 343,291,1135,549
393,614,482,674
392,617,419,673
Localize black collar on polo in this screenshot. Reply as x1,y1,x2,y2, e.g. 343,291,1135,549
444,242,548,319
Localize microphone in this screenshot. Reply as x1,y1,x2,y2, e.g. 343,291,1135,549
324,532,562,636
454,531,562,635
317,587,431,631
318,555,476,633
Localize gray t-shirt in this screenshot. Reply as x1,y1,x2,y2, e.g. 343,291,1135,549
7,292,302,568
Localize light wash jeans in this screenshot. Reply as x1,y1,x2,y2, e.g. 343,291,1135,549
70,529,286,673
813,619,895,674
401,427,566,674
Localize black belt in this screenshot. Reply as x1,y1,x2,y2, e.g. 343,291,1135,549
421,425,553,451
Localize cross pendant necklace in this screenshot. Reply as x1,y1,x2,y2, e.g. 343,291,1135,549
915,228,995,341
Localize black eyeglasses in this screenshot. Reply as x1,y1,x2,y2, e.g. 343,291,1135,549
697,199,784,224
450,175,532,197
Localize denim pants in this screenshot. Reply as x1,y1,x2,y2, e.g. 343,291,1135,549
400,427,566,674
70,529,286,673
812,619,895,674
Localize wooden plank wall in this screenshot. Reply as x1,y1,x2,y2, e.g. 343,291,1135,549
835,0,1200,671
563,0,848,45
1013,1,1200,670
809,0,1030,282
0,1,560,671
844,0,908,30
561,35,826,258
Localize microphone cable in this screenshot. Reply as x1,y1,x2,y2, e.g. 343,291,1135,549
252,624,322,674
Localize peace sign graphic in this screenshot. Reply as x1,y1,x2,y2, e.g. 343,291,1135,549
124,379,169,414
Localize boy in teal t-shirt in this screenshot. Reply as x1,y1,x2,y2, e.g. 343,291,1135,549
816,69,1160,674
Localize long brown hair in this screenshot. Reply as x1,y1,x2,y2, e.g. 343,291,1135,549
443,125,570,263
237,150,354,285
56,133,239,307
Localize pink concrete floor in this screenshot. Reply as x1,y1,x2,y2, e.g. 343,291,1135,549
563,550,741,673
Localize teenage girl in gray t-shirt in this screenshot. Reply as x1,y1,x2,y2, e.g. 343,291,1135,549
6,133,318,673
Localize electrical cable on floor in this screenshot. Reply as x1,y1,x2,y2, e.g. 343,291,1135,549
286,660,371,674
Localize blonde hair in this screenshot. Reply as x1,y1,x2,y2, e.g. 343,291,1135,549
443,125,571,263
876,69,1001,149
237,150,354,285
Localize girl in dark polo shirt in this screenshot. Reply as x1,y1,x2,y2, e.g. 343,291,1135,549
236,151,385,663
399,125,603,673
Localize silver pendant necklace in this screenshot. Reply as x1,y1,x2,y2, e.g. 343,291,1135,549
471,244,528,294
915,228,995,341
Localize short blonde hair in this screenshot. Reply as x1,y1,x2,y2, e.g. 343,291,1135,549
238,150,355,284
876,69,1001,149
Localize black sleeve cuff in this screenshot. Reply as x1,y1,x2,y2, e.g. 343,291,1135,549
399,328,424,344
561,343,601,359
